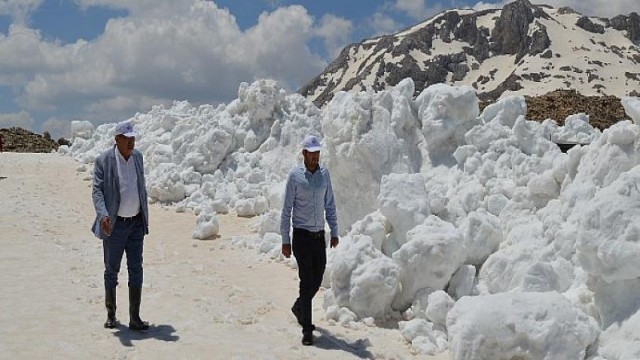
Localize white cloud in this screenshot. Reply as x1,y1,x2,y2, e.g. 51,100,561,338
85,96,141,114
315,14,353,58
532,0,640,17
471,1,510,11
393,0,446,21
239,5,325,89
0,0,43,24
369,12,403,36
424,4,446,20
395,0,427,19
73,0,191,16
84,95,172,120
0,24,85,87
0,1,325,119
41,117,71,139
472,0,640,17
0,110,34,130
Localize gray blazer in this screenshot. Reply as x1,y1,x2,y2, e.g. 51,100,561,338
91,146,149,240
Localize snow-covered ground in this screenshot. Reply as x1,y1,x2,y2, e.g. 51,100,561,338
62,78,640,359
1,152,438,359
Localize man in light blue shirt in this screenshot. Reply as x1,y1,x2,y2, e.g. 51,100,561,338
281,134,339,346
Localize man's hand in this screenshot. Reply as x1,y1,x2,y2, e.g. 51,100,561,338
100,216,112,237
282,244,292,258
330,237,339,248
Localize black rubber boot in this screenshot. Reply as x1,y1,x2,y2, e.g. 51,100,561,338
104,288,118,329
128,287,150,331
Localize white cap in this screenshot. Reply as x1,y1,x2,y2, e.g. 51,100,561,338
302,134,321,152
115,121,137,138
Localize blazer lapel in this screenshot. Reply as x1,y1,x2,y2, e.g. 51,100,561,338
107,148,120,207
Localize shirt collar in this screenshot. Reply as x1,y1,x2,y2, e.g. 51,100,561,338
115,146,131,163
303,164,319,174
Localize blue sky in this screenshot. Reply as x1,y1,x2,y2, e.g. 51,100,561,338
0,0,637,137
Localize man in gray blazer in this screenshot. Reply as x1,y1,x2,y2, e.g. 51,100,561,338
92,120,150,331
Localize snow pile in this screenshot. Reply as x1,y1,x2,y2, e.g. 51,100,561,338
63,78,640,358
191,206,220,240
447,292,599,359
622,96,640,125
65,79,320,217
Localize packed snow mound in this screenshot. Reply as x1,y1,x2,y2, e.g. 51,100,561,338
446,292,599,360
64,79,321,217
598,309,640,360
577,165,640,283
321,78,424,229
324,234,400,319
622,97,640,125
63,79,640,357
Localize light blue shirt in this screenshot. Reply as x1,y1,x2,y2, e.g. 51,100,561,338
280,165,338,244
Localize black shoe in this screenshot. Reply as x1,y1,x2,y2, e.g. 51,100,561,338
104,316,118,329
302,332,313,346
129,318,150,331
291,302,315,330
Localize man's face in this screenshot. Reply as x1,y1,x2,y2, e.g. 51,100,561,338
115,134,135,157
302,149,320,170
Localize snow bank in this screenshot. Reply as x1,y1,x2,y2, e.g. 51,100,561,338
65,79,640,357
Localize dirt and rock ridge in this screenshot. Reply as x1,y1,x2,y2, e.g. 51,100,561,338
0,127,68,153
523,89,631,130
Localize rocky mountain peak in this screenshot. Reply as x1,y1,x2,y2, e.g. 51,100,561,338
299,2,640,114
489,0,535,56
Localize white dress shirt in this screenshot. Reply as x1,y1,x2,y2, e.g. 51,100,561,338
115,147,140,217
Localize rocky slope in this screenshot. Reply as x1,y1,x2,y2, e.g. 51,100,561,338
299,0,639,109
523,89,627,130
0,127,68,153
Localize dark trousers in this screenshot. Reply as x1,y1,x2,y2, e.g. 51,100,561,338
103,215,145,289
292,228,326,334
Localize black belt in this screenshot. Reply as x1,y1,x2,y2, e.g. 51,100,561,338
117,213,141,222
293,228,325,240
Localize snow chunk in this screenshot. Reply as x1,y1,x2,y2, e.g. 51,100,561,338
480,95,526,129
448,265,476,300
577,165,640,282
425,290,455,327
192,211,219,240
553,113,598,144
589,277,640,329
622,96,640,125
70,120,95,140
327,235,401,319
392,216,465,309
415,83,479,163
459,208,503,265
598,307,640,360
399,318,448,355
378,173,430,246
447,292,599,360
